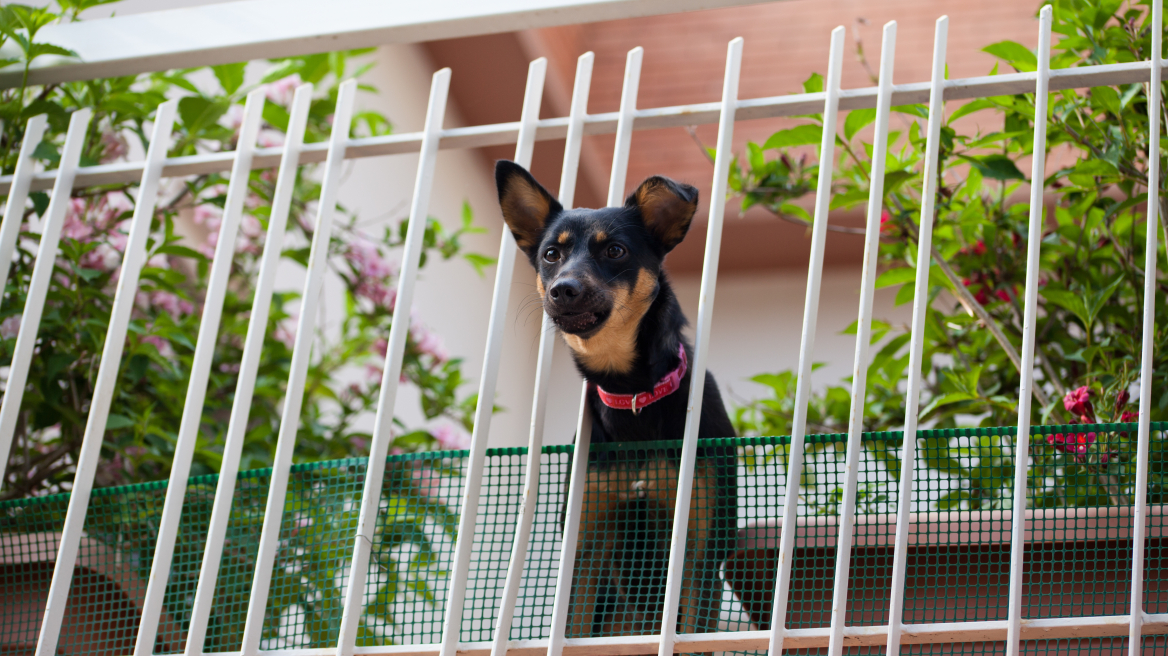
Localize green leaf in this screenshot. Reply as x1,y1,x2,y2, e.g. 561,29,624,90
875,267,917,289
957,154,1025,181
983,40,1037,71
105,414,135,430
463,253,495,277
802,72,824,94
762,124,822,150
844,108,877,142
212,62,246,95
178,95,228,133
263,102,290,132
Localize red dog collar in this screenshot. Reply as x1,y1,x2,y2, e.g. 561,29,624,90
594,344,687,414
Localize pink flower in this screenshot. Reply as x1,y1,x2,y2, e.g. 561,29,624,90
224,104,245,132
431,422,470,450
972,240,987,256
354,280,396,310
142,334,173,357
219,362,241,374
879,210,892,232
1121,410,1139,423
1,315,20,339
349,435,370,452
194,204,222,230
410,462,441,498
373,337,389,357
274,320,296,348
263,73,302,106
412,324,448,362
346,240,394,279
150,291,193,318
80,243,121,271
257,129,285,149
99,130,129,163
1064,386,1095,422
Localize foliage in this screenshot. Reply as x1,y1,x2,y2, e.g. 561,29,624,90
731,0,1168,509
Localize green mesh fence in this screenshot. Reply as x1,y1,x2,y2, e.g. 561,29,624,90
2,423,1166,656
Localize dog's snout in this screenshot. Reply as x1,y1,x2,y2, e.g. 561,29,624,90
548,278,584,306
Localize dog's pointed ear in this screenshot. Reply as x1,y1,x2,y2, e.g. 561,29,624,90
496,160,562,255
626,176,698,253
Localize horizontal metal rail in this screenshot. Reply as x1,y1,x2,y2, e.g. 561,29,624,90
0,0,777,89
3,57,1166,195
186,613,1168,656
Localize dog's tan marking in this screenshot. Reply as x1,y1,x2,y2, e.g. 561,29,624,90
562,268,656,375
594,230,607,242
500,176,552,251
571,458,720,637
635,179,697,249
558,230,571,244
536,274,545,299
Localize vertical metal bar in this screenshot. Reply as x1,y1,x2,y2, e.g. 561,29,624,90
657,36,742,656
436,57,546,656
183,84,327,653
766,26,845,656
33,101,175,656
138,85,312,656
117,87,253,656
1129,0,1161,651
489,52,592,656
233,82,317,656
0,114,48,309
0,113,48,483
0,110,90,490
608,47,642,206
885,16,948,656
825,21,896,656
1005,7,1053,656
335,68,451,656
547,46,641,656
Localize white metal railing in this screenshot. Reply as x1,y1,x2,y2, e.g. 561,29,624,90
0,2,1163,656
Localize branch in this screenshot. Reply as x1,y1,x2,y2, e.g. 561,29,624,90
930,244,1052,411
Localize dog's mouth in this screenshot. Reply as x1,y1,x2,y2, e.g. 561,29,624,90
551,309,607,335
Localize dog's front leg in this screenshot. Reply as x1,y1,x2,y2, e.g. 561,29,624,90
568,468,623,637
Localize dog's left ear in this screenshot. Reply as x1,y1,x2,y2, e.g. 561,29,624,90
626,176,699,253
496,160,562,255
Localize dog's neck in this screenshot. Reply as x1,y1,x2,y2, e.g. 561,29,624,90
566,272,688,395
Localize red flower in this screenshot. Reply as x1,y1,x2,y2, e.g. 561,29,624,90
1047,431,1096,461
996,288,1011,303
880,210,892,233
973,240,987,256
1116,390,1131,411
1064,386,1095,423
1121,410,1138,423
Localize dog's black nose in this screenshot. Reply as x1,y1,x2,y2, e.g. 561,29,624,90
548,278,583,306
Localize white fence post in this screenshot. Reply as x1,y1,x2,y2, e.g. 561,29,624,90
436,57,546,656
657,36,742,656
33,101,176,656
1129,0,1162,652
1004,8,1053,656
824,21,896,656
335,68,451,656
547,45,641,656
0,110,90,490
885,16,947,656
0,113,47,484
766,25,845,656
489,52,593,656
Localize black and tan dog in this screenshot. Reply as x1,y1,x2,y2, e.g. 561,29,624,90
495,160,737,638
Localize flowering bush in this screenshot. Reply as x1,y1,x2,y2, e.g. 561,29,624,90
0,2,490,500
731,0,1168,508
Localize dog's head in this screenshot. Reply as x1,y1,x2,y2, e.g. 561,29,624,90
495,160,698,374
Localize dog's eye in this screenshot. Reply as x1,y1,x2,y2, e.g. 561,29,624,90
605,244,626,259
543,247,561,263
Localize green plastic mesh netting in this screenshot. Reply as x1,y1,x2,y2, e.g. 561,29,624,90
2,423,1166,655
